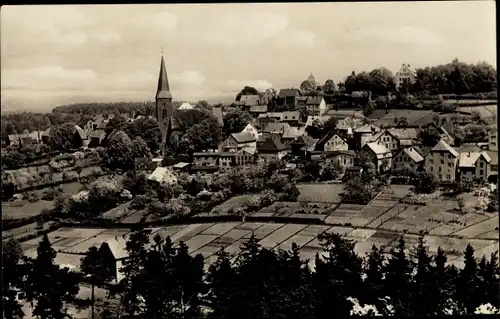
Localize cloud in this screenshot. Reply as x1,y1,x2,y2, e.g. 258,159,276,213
276,29,316,48
354,26,444,46
205,13,289,45
224,79,273,92
173,70,205,86
92,31,122,44
151,11,179,32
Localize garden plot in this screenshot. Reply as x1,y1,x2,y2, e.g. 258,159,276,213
297,184,343,203
476,230,500,240
99,228,132,237
205,254,219,266
120,210,147,223
210,195,261,215
277,234,316,251
235,222,265,232
323,226,354,236
68,232,122,253
258,224,306,249
303,238,324,250
346,216,372,228
154,225,186,240
371,229,401,243
324,215,353,225
354,241,378,256
366,203,408,228
185,235,220,254
2,200,55,220
388,234,420,249
299,225,333,237
169,224,205,242
451,216,499,238
289,213,328,221
102,202,132,219
347,229,378,241
174,223,215,243
243,223,284,241
193,243,224,257
201,222,241,236
210,228,252,247
474,243,500,259
386,185,413,199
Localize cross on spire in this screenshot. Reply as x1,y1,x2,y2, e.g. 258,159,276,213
161,46,164,55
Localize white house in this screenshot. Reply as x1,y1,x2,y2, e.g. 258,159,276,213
395,63,417,90
240,123,262,140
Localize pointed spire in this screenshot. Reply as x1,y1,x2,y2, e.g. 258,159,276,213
156,55,172,99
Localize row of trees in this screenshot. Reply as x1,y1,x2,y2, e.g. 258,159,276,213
3,229,499,319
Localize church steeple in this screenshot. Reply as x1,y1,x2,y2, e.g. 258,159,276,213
156,55,172,99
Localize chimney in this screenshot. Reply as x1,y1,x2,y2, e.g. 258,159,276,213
467,152,470,157
408,64,411,68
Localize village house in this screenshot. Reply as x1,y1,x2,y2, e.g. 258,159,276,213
305,115,331,128
424,139,459,183
172,162,191,172
262,122,291,136
353,124,380,150
257,135,288,163
360,142,393,173
75,125,89,148
289,135,317,159
258,112,283,123
277,88,302,108
323,150,356,171
88,129,107,148
315,131,349,153
370,128,418,152
282,126,306,144
98,236,128,283
219,150,255,171
192,152,220,171
422,122,455,146
395,63,417,90
147,167,178,186
249,104,269,117
335,114,365,134
236,95,261,109
457,151,491,183
178,102,194,110
488,124,497,151
280,111,302,125
240,123,261,140
28,131,43,144
7,132,31,147
221,132,257,154
303,96,327,115
392,147,424,175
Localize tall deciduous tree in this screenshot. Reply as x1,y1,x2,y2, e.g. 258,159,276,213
2,239,25,319
223,109,252,134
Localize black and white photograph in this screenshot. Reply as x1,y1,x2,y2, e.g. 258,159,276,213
1,1,499,318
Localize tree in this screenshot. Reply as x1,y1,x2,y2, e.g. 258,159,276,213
131,137,151,159
432,247,455,315
323,79,336,94
300,80,315,92
457,195,465,214
223,109,252,134
456,244,480,314
477,251,500,308
50,123,80,151
409,236,434,316
305,119,324,139
235,86,259,101
383,236,412,315
80,246,114,319
179,115,223,155
2,239,25,319
417,127,442,147
487,189,498,212
105,131,134,170
2,149,26,169
344,71,357,93
24,235,80,319
105,114,128,135
362,245,385,309
125,118,162,154
414,171,438,194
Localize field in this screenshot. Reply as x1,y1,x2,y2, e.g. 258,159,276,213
208,194,263,216
2,200,54,220
296,183,343,203
458,105,497,117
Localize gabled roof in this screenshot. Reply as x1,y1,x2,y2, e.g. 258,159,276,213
193,151,219,157
239,95,260,106
42,128,51,137
263,122,291,134
306,115,331,126
178,102,194,110
387,128,418,141
101,236,128,260
212,108,224,127
292,135,316,146
354,124,380,134
249,104,268,113
297,96,309,104
306,96,324,105
351,91,370,98
88,129,106,139
241,123,261,133
230,132,256,143
258,112,283,119
430,139,458,157
365,142,391,156
282,126,306,139
398,147,424,163
148,167,178,184
398,63,417,77
74,125,87,140
278,88,301,98
257,134,287,152
316,131,345,150
458,151,491,168
323,150,356,158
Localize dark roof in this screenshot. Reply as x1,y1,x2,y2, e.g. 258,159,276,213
257,135,287,152
323,150,356,158
315,131,345,151
278,88,301,98
156,55,172,99
281,111,301,121
263,122,290,134
306,96,324,105
231,132,256,143
239,95,260,106
249,105,268,113
291,135,316,146
212,108,224,127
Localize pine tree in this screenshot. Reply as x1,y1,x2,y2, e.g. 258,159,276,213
24,234,80,319
206,248,238,318
382,236,412,315
409,236,433,315
120,228,152,316
2,239,25,319
477,251,500,308
456,244,480,313
313,232,364,316
362,245,385,309
432,247,453,315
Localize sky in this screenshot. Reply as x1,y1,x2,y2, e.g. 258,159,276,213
1,1,497,113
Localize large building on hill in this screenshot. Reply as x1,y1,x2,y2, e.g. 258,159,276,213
155,55,174,154
395,63,417,90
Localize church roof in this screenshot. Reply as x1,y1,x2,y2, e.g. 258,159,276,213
156,55,172,99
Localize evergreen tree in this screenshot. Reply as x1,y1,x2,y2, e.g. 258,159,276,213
408,236,433,316
456,244,480,313
362,245,385,309
382,236,412,315
24,234,80,319
120,228,152,316
2,239,25,319
432,247,454,315
206,248,238,318
477,251,500,308
313,232,363,316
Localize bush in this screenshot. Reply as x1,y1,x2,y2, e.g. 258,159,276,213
42,187,61,201
131,195,151,210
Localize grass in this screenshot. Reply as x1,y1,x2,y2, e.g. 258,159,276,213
2,200,54,220
210,194,262,215
297,184,343,203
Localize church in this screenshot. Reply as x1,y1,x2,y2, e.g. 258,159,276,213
155,54,176,153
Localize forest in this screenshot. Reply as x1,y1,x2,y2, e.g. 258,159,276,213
3,229,499,318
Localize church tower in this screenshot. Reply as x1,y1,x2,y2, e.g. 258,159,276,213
155,55,173,152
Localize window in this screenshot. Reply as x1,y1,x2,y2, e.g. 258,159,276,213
439,167,442,173
480,162,484,168
447,154,451,160
430,167,434,172
447,163,452,167
429,159,434,164
447,175,451,180
480,169,484,175
441,160,444,164
439,174,442,180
